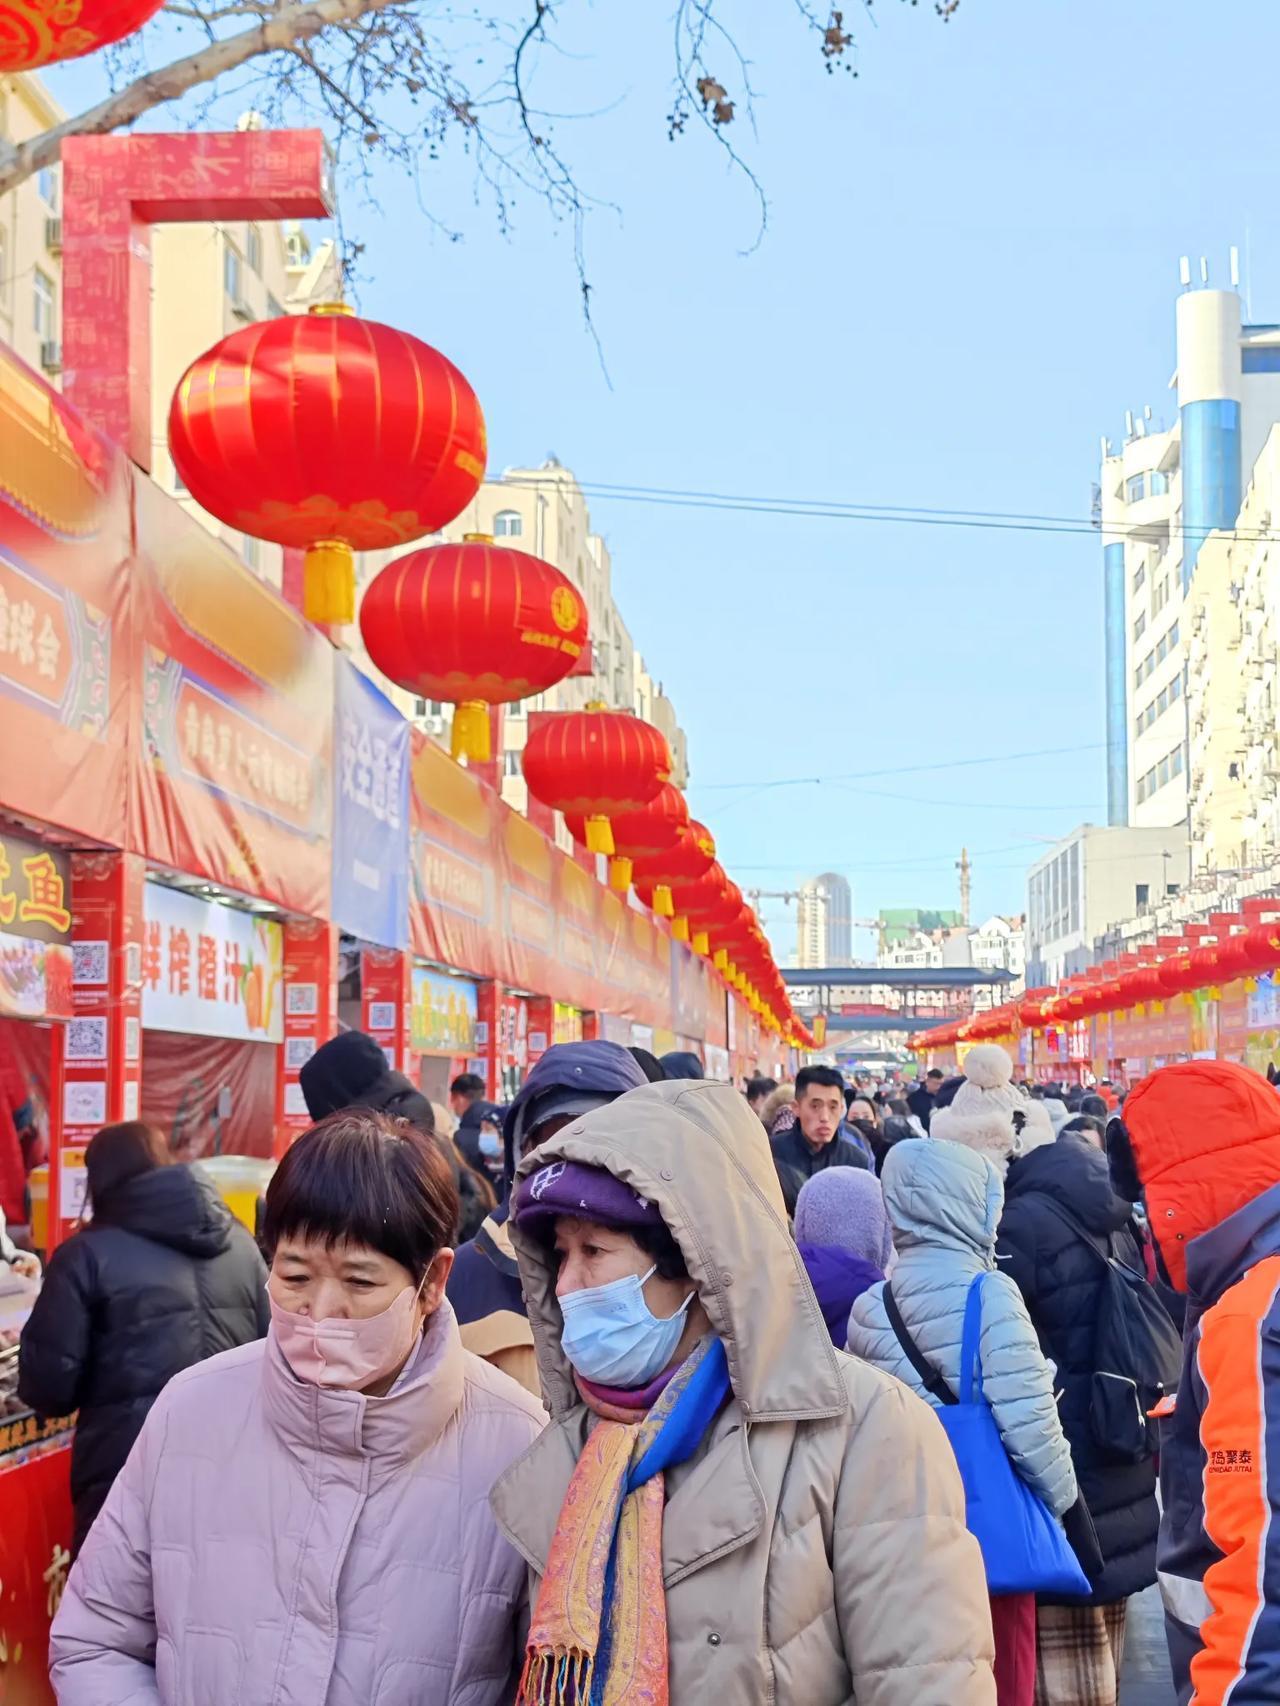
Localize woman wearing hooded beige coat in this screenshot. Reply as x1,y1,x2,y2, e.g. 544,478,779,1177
490,1079,997,1704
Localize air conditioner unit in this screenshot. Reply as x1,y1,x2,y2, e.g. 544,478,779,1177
44,216,62,253
40,340,62,374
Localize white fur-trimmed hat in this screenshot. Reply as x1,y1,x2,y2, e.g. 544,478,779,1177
930,1045,1020,1170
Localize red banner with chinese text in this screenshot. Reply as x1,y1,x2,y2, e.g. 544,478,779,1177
0,1442,73,1706
0,344,132,848
129,477,333,918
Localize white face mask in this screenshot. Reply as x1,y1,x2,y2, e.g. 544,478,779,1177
269,1278,426,1390
559,1264,695,1388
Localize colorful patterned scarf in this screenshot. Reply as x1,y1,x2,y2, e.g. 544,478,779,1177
517,1336,731,1706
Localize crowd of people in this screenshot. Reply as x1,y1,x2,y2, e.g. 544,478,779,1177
12,1030,1280,1704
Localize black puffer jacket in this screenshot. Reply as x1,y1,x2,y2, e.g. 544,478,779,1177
18,1165,268,1554
996,1135,1159,1604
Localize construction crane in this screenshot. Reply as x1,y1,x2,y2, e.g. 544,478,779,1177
745,889,885,954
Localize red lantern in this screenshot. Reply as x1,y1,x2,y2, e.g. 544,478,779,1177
169,305,485,624
0,0,164,68
522,708,671,854
629,823,716,933
360,535,587,761
566,782,688,892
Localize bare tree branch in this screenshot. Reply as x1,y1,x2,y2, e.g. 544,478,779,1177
0,0,408,195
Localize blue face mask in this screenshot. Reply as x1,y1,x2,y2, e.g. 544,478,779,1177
478,1128,502,1160
559,1264,695,1388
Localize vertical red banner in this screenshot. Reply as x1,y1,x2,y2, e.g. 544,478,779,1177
475,980,503,1101
61,852,144,1250
276,920,337,1156
361,947,411,1075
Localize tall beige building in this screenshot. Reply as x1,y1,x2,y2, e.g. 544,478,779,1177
0,74,66,384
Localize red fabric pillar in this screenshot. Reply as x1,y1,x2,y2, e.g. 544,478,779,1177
361,947,411,1076
276,920,337,1156
62,851,144,1251
526,997,552,1066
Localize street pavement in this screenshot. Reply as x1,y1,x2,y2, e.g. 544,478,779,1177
1121,1586,1175,1704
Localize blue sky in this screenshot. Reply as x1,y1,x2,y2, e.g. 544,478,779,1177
47,2,1280,958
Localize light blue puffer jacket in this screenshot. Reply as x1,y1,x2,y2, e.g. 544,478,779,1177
847,1137,1078,1518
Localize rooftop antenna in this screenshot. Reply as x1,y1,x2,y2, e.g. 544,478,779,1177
1179,256,1192,288
1144,404,1153,420
1125,409,1135,438
1200,256,1209,286
1230,245,1241,290
957,847,972,928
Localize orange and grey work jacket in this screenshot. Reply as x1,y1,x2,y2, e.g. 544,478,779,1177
1158,1179,1280,1705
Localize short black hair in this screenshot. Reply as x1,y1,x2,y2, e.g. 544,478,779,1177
450,1073,485,1101
628,1047,668,1083
261,1110,459,1284
795,1065,843,1098
1063,1114,1106,1142
745,1075,777,1103
925,1069,944,1083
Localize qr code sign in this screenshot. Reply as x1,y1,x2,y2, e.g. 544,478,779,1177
286,1037,317,1071
286,983,318,1017
73,941,109,987
368,1002,396,1033
67,1018,108,1062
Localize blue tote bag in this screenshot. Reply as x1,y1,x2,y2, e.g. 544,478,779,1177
887,1272,1090,1598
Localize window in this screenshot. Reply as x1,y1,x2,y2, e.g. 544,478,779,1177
1125,473,1146,503
504,752,521,777
414,697,428,717
1133,613,1147,643
267,294,285,319
172,461,187,494
1243,346,1280,374
1158,757,1170,787
493,510,523,538
32,269,54,340
1149,469,1170,496
246,224,263,275
224,244,242,302
1136,883,1150,908
1172,745,1184,777
1171,674,1182,702
1137,776,1148,804
1132,565,1146,594
1157,686,1168,715
37,167,58,210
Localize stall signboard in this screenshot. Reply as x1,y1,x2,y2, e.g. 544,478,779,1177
0,831,72,1022
0,345,133,849
411,966,478,1057
409,733,498,978
332,658,410,948
130,478,333,920
141,882,283,1044
0,1440,74,1703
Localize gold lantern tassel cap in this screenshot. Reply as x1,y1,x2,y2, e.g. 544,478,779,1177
585,815,615,855
451,700,491,764
304,540,355,625
653,883,675,918
608,855,633,891
672,915,690,944
692,930,710,957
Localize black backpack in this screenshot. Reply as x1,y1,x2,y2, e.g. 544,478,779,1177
1037,1196,1183,1462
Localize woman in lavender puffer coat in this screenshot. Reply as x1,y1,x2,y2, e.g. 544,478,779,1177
49,1110,544,1706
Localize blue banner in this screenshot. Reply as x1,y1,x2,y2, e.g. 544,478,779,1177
332,656,410,947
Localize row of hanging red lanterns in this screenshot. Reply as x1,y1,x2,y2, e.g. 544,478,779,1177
910,902,1280,1054
166,305,803,1039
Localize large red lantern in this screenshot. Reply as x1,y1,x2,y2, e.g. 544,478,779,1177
169,304,485,624
629,822,716,931
0,0,164,68
523,708,671,854
360,535,587,761
566,782,689,892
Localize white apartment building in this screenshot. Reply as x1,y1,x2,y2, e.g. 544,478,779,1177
795,872,854,968
1025,824,1188,986
1102,271,1280,831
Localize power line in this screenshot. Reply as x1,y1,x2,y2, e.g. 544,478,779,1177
691,740,1106,793
496,473,1280,547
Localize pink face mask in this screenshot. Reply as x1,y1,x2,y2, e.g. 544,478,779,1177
269,1280,426,1391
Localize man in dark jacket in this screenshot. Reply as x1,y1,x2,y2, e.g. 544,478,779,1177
449,1071,499,1172
445,1041,648,1394
301,1031,489,1240
770,1065,871,1180
1125,1059,1280,1706
906,1068,944,1132
996,1129,1158,1702
18,1121,266,1556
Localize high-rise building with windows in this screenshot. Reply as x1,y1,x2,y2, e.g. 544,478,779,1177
1102,269,1280,830
796,872,853,966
